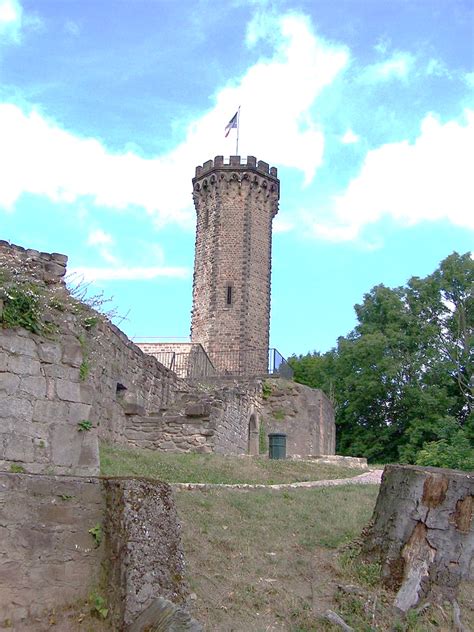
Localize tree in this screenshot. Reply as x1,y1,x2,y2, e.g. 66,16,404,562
290,252,474,467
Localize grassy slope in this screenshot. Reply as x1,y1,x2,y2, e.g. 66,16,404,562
99,447,473,631
176,485,379,631
100,443,365,484
176,487,473,632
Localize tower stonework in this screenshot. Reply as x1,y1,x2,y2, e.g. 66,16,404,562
191,156,280,375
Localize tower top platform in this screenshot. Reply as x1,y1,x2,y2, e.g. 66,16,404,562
194,155,278,180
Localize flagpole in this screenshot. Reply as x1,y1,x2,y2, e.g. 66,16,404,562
236,106,240,155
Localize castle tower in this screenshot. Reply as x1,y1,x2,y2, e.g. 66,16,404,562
191,156,280,375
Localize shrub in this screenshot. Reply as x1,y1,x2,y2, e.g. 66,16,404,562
415,429,474,471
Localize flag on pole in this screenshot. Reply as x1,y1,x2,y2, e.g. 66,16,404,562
225,111,238,137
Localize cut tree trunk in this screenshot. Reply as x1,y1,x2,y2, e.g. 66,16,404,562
361,464,473,612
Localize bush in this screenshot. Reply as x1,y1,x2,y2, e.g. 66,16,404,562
415,429,474,471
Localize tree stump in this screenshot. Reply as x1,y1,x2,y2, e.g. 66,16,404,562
361,464,473,612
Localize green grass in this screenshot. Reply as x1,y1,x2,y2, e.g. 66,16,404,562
175,485,380,630
100,443,365,485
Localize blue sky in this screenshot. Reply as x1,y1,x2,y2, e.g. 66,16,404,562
1,0,473,357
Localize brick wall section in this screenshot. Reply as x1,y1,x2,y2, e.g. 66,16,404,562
0,473,189,630
262,379,336,457
191,156,279,375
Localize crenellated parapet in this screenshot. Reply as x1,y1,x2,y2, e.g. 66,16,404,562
193,155,279,219
0,240,68,285
195,155,278,179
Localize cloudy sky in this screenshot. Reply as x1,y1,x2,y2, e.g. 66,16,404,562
1,0,473,356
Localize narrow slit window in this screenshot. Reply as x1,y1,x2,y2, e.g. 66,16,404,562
226,285,233,306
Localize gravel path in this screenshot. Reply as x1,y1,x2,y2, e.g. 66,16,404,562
172,469,383,491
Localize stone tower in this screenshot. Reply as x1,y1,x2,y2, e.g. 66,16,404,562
191,156,280,375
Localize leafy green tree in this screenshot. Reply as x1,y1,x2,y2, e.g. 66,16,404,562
290,252,474,468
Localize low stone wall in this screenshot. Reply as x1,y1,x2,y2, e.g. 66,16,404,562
104,478,188,629
261,378,336,457
0,473,104,627
0,473,189,630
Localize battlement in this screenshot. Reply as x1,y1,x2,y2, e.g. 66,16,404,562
194,156,278,180
0,240,68,285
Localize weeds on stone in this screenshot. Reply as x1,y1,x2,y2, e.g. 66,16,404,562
9,463,25,473
77,420,93,432
58,494,74,501
0,284,42,334
88,524,103,548
262,381,272,399
89,592,108,620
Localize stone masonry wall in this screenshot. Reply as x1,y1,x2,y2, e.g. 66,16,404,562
209,378,263,454
0,326,99,476
191,156,279,375
0,473,104,628
0,240,187,473
262,378,336,457
84,319,184,447
0,473,189,630
0,240,67,286
124,378,262,456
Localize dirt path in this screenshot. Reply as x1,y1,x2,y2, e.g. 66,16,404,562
172,468,383,491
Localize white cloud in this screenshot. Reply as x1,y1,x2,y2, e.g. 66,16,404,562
273,216,294,234
340,129,360,144
0,11,349,222
307,110,474,241
87,229,118,264
361,51,415,82
70,266,189,282
87,229,113,246
0,0,22,42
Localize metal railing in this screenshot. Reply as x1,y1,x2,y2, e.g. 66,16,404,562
145,344,293,380
168,347,293,379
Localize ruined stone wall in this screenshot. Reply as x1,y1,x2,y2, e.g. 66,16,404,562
209,378,263,454
0,326,99,475
191,156,279,375
0,240,67,286
124,378,262,456
0,241,186,473
0,473,104,628
0,473,189,630
0,240,267,467
84,320,183,446
261,378,336,457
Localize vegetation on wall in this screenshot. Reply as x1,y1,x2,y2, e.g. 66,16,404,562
289,252,474,469
0,273,43,334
